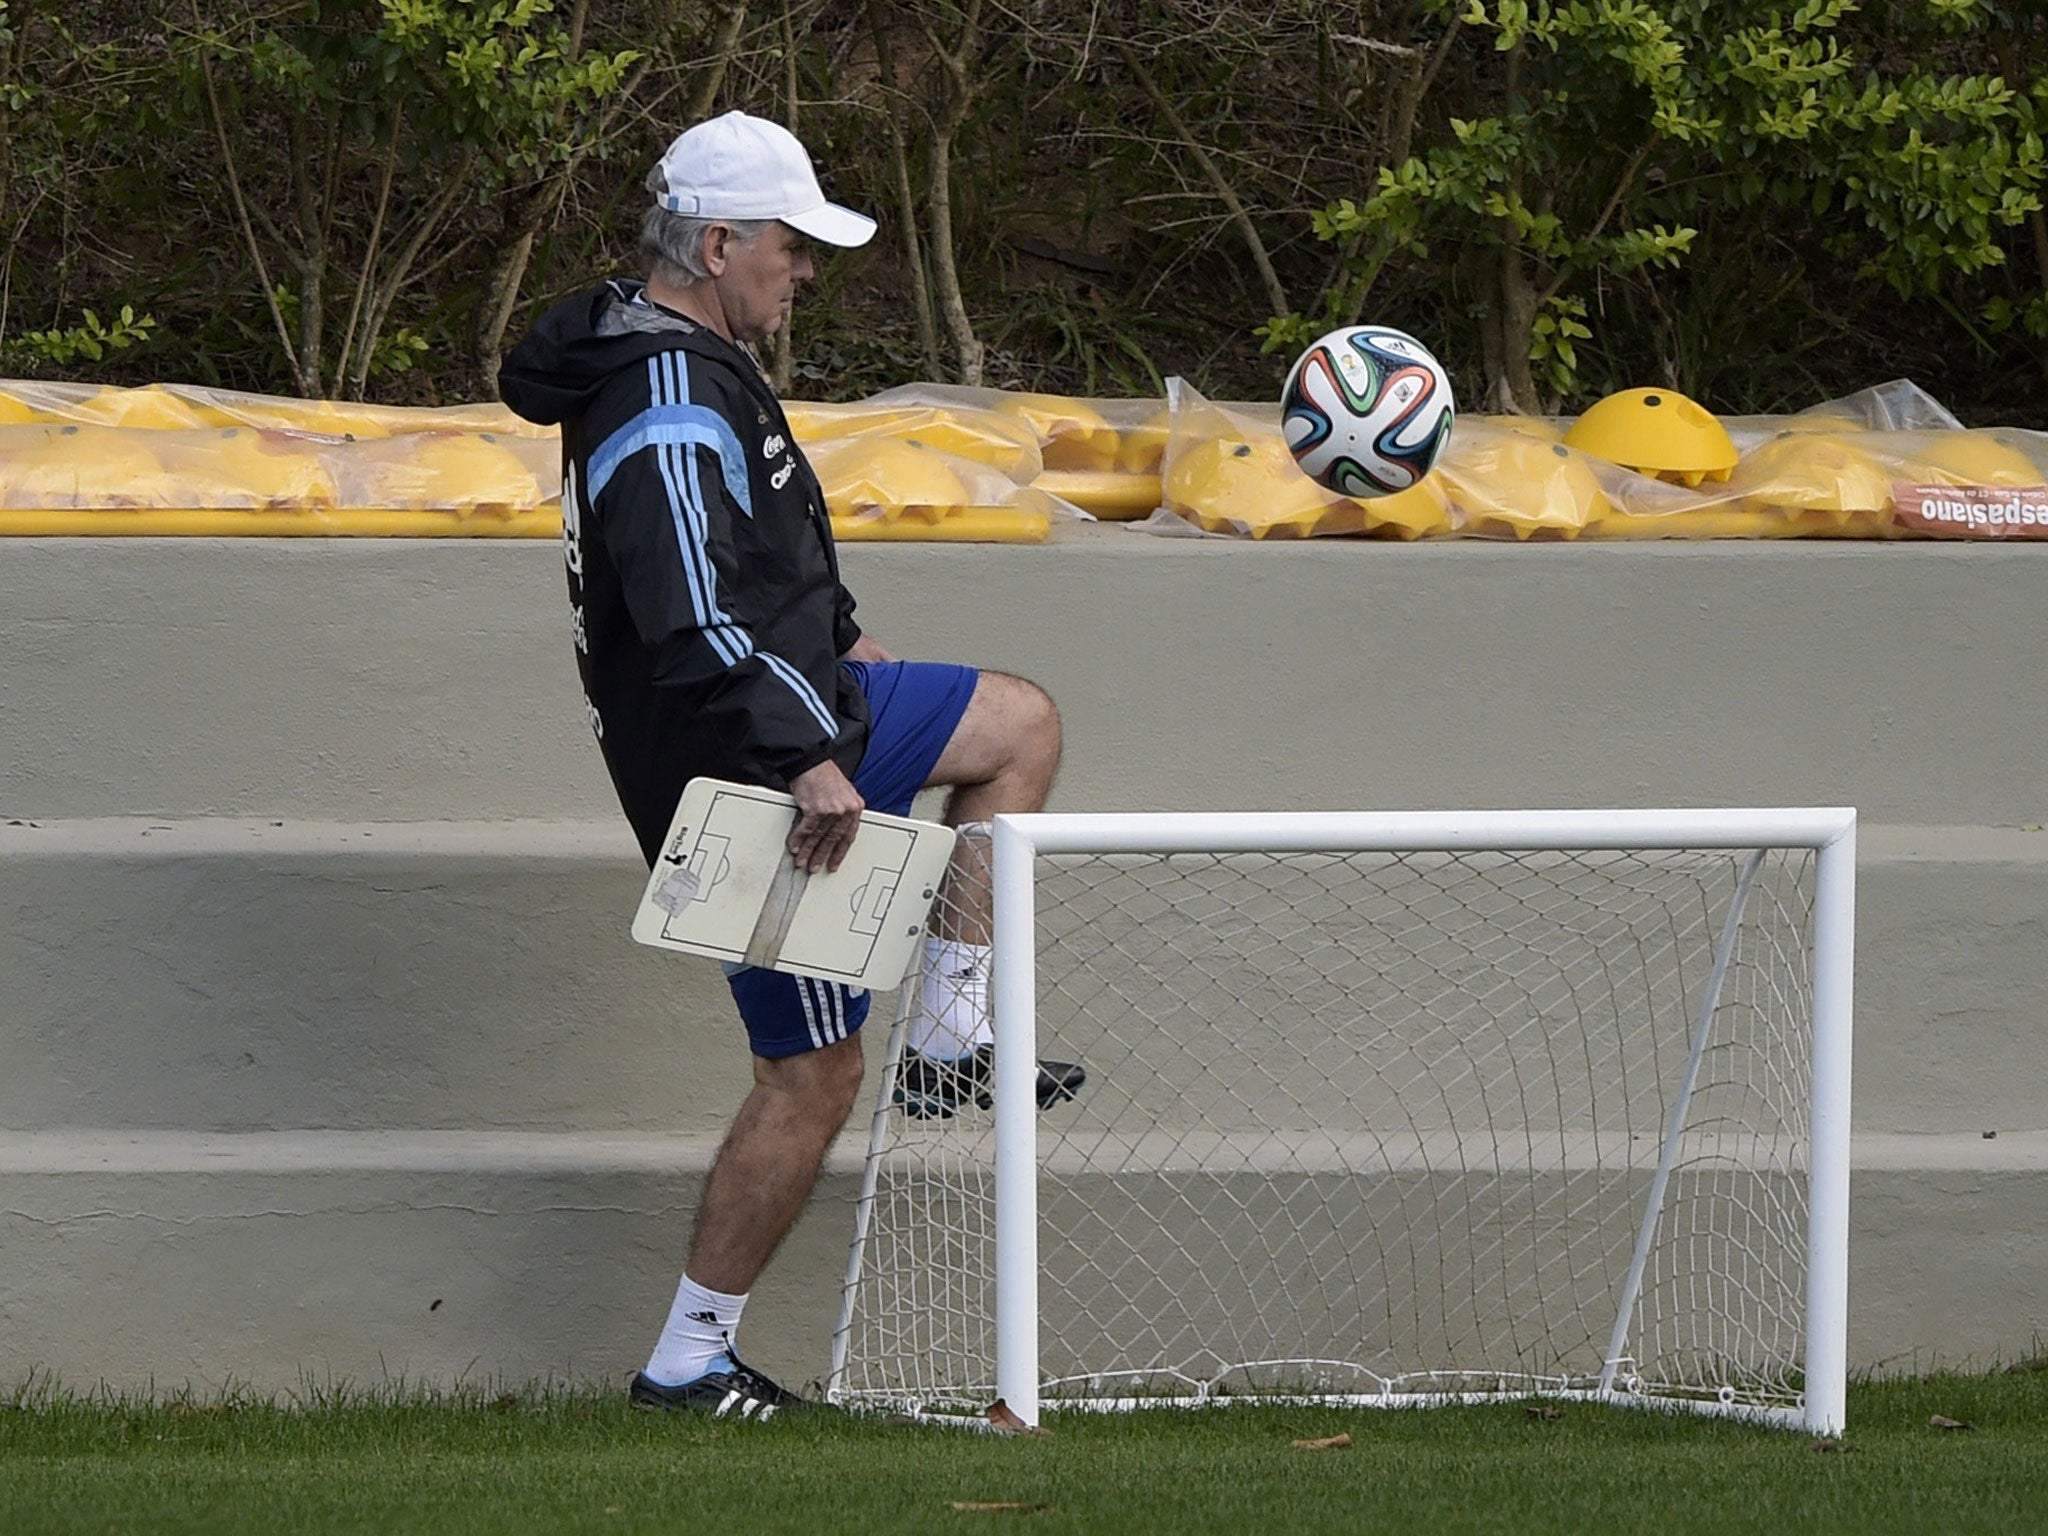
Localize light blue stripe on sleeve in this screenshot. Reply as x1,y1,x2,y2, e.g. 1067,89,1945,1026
644,357,723,642
596,353,835,743
643,357,753,668
588,399,754,519
758,652,840,736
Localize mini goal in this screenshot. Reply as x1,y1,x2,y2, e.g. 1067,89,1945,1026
829,809,1854,1434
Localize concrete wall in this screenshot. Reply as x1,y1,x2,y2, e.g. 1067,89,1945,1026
7,533,2045,824
3,531,2044,1398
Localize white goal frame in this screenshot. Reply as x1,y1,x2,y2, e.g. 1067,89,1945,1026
986,808,1856,1434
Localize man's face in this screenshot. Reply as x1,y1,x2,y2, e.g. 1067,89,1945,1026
714,222,815,344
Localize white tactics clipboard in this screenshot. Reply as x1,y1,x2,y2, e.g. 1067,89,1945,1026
631,777,958,990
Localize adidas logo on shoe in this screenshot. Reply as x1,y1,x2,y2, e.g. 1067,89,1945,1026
628,1355,806,1420
710,1387,777,1421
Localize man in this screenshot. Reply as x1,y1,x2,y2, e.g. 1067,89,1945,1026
499,110,1083,1419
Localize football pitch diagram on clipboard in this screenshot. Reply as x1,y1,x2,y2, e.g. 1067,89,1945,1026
631,777,958,990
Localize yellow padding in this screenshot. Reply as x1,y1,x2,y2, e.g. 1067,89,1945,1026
1897,430,2044,489
1113,410,1173,474
0,507,562,538
67,384,233,430
1032,469,1161,519
784,402,1042,481
0,381,547,438
1164,426,1454,539
0,423,553,512
334,432,545,509
1165,435,1333,536
0,500,1050,542
802,436,1062,532
993,393,1120,472
831,508,1048,542
16,377,2039,543
1442,425,1613,538
1591,507,1844,540
0,425,173,506
1727,432,1894,520
808,437,972,517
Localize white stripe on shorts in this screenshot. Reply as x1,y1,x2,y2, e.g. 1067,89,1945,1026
794,980,825,1051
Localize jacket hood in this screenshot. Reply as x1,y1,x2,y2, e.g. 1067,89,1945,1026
500,278,743,426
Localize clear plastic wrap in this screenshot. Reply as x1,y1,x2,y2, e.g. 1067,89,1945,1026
805,433,1078,543
4,374,2039,542
0,380,547,439
784,399,1043,482
0,381,1068,541
0,423,553,514
1151,378,2048,541
857,383,1167,520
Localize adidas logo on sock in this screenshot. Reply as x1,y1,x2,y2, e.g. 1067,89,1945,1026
684,1309,722,1325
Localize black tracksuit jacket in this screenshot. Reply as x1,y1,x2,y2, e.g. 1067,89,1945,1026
500,279,869,865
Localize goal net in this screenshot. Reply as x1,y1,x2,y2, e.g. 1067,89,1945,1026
829,810,1854,1434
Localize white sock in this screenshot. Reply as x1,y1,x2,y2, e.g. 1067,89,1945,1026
644,1272,747,1386
909,938,993,1060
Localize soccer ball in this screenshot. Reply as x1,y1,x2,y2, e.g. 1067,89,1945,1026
1281,325,1455,497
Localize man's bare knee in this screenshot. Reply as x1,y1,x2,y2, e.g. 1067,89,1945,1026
1018,679,1062,767
755,1035,864,1121
928,670,1060,793
998,678,1061,804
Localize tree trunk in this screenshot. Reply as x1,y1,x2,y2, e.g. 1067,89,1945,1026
474,224,537,394
867,0,939,377
1497,245,1541,413
1477,37,1541,414
1467,243,1540,415
286,112,326,396
469,183,554,397
927,124,982,386
334,104,404,397
885,117,939,377
923,0,985,386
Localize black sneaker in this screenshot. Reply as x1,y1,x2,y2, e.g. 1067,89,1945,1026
893,1044,1086,1120
628,1355,804,1420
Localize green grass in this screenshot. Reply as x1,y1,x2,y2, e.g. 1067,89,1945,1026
4,1372,2046,1535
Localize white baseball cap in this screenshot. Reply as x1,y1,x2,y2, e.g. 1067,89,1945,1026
653,110,877,248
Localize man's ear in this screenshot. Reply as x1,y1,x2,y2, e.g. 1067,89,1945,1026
700,223,732,277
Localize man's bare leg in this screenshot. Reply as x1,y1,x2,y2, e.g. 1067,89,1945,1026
925,670,1063,945
897,671,1081,1111
638,1035,862,1395
686,1036,864,1293
645,674,1058,1379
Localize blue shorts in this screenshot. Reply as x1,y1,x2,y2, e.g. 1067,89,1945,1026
727,659,978,1059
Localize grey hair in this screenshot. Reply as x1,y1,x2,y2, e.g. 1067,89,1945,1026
639,169,776,286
